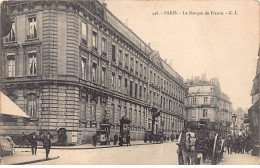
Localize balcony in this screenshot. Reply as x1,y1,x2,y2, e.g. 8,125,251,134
27,33,37,40
124,65,128,70
3,36,16,43
92,46,97,51
102,51,107,57
81,39,87,45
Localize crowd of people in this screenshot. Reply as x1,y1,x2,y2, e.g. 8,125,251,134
225,134,252,154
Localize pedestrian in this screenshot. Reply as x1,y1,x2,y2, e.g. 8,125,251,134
113,133,118,145
126,134,130,146
226,135,233,154
234,135,240,154
43,132,52,159
92,133,97,147
29,132,38,155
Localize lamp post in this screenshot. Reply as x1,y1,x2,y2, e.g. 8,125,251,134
232,114,237,136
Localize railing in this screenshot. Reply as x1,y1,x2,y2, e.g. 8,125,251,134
3,36,16,42
27,33,37,39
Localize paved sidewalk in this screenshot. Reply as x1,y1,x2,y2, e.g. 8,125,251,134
218,152,260,165
1,149,59,165
1,141,175,165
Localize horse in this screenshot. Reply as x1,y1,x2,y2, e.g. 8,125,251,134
179,132,198,165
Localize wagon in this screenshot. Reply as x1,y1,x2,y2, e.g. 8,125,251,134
176,122,225,165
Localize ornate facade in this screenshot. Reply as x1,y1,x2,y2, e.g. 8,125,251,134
0,0,185,144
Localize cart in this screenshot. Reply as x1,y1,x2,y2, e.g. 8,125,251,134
177,121,225,165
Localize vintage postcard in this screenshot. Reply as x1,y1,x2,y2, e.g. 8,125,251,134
0,0,259,165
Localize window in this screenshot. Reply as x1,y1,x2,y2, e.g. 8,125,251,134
7,56,15,77
130,57,134,71
81,57,86,79
140,63,143,76
211,97,215,105
91,101,96,120
154,73,156,84
111,72,115,90
112,44,116,62
130,80,133,97
92,30,97,50
139,110,142,126
124,107,127,116
4,22,16,42
124,78,128,94
135,60,139,75
144,66,147,79
27,96,37,119
125,53,128,69
110,104,115,123
118,76,122,92
101,67,106,86
150,70,153,81
81,22,87,43
129,108,132,121
92,63,97,82
203,109,208,118
192,97,197,105
80,98,87,120
28,17,37,39
135,83,138,98
101,37,106,54
144,87,146,100
134,109,137,125
204,97,208,104
118,49,123,66
118,105,121,123
139,85,142,98
28,52,37,75
143,111,145,127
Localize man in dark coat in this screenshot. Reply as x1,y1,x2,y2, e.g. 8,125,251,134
43,132,52,159
226,135,233,154
113,133,118,145
126,134,130,146
92,133,97,147
29,132,38,155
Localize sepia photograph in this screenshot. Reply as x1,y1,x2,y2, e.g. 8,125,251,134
0,0,259,165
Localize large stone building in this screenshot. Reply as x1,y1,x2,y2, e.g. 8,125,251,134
185,74,232,138
248,46,260,155
0,0,186,144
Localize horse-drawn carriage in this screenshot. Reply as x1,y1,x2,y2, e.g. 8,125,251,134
177,121,225,165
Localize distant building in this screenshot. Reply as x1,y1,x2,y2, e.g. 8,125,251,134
233,107,248,135
185,74,232,138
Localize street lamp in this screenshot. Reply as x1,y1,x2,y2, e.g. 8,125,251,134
232,114,237,136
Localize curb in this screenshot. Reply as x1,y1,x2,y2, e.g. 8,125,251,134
10,156,60,165
16,141,175,151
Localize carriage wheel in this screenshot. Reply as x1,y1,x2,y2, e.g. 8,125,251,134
211,134,219,165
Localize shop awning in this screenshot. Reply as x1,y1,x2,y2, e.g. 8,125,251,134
0,91,30,118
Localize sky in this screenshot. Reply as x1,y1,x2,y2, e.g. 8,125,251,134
105,0,259,110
